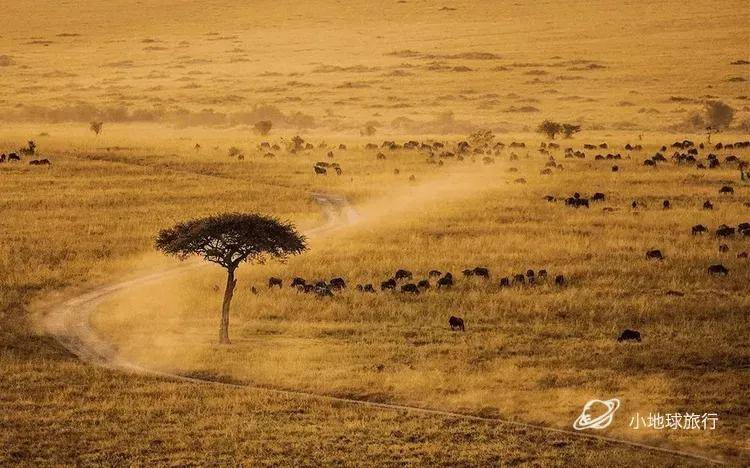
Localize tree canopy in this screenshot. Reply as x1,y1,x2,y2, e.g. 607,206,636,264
155,213,307,270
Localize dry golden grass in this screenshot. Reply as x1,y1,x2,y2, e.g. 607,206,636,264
1,0,749,465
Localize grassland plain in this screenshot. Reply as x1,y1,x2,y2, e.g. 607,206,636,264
1,0,749,465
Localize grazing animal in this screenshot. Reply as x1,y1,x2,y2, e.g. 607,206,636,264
462,269,474,277
381,278,397,291
665,290,684,297
428,269,442,277
363,284,376,293
8,153,20,162
719,186,734,195
617,329,642,342
591,192,606,202
737,252,748,259
401,283,419,294
538,269,547,279
662,200,670,209
554,274,565,286
314,165,327,175
291,277,306,288
268,277,283,288
707,264,729,276
703,200,713,210
448,316,465,332
437,273,454,288
417,279,431,289
691,224,708,235
330,277,346,290
719,244,729,253
29,159,51,165
611,165,619,172
394,269,413,281
526,269,535,278
499,277,510,287
251,286,258,295
716,226,736,237
645,249,664,260
473,267,489,278
513,274,525,284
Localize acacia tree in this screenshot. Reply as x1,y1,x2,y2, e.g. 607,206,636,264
561,123,581,139
537,120,562,139
155,213,306,344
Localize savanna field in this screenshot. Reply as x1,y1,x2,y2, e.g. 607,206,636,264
1,1,749,466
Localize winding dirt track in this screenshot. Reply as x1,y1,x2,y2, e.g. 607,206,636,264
39,192,724,466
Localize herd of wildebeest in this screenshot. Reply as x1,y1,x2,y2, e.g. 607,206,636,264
4,133,748,342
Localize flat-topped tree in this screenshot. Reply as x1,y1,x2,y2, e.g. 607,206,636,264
155,213,306,344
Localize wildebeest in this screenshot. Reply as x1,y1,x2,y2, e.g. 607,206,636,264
538,269,547,279
268,277,283,288
738,251,749,259
29,159,51,165
662,200,670,209
417,279,430,289
381,278,397,291
251,286,258,295
513,274,525,284
719,244,729,253
291,277,306,288
645,249,664,260
401,283,419,294
707,264,729,276
617,329,642,342
448,316,465,331
591,192,606,202
499,277,510,287
473,267,489,278
335,167,343,175
554,274,565,286
8,153,20,162
716,225,736,237
394,269,412,281
314,165,327,175
719,186,734,195
428,269,442,277
611,165,619,172
330,277,346,290
565,197,589,208
691,224,708,235
363,284,376,293
703,200,713,210
437,272,454,288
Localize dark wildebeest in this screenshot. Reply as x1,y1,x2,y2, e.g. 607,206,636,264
663,200,670,209
738,222,750,232
719,244,729,253
29,159,51,165
499,277,510,287
708,264,729,276
437,272,454,288
0,154,5,163
473,267,489,278
8,153,20,162
291,277,306,288
448,316,465,331
716,226,736,237
645,249,664,260
251,286,258,295
611,165,619,172
335,166,343,175
554,274,565,286
538,269,547,279
462,269,474,277
617,329,641,342
315,286,334,297
719,186,734,195
526,269,535,278
737,252,749,259
417,279,430,289
513,274,525,284
428,269,442,278
314,165,327,175
363,284,376,293
401,283,419,294
268,277,283,288
330,277,346,290
591,192,606,202
692,224,708,235
381,278,397,291
394,269,412,281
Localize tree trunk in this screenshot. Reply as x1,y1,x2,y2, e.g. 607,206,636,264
219,268,237,344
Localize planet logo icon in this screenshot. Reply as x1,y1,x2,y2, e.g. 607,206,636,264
573,398,621,430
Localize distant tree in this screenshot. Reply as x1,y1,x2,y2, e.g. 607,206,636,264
155,213,306,344
537,120,562,139
254,120,272,136
704,100,734,130
561,123,582,139
290,135,305,152
468,129,495,147
90,121,103,136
